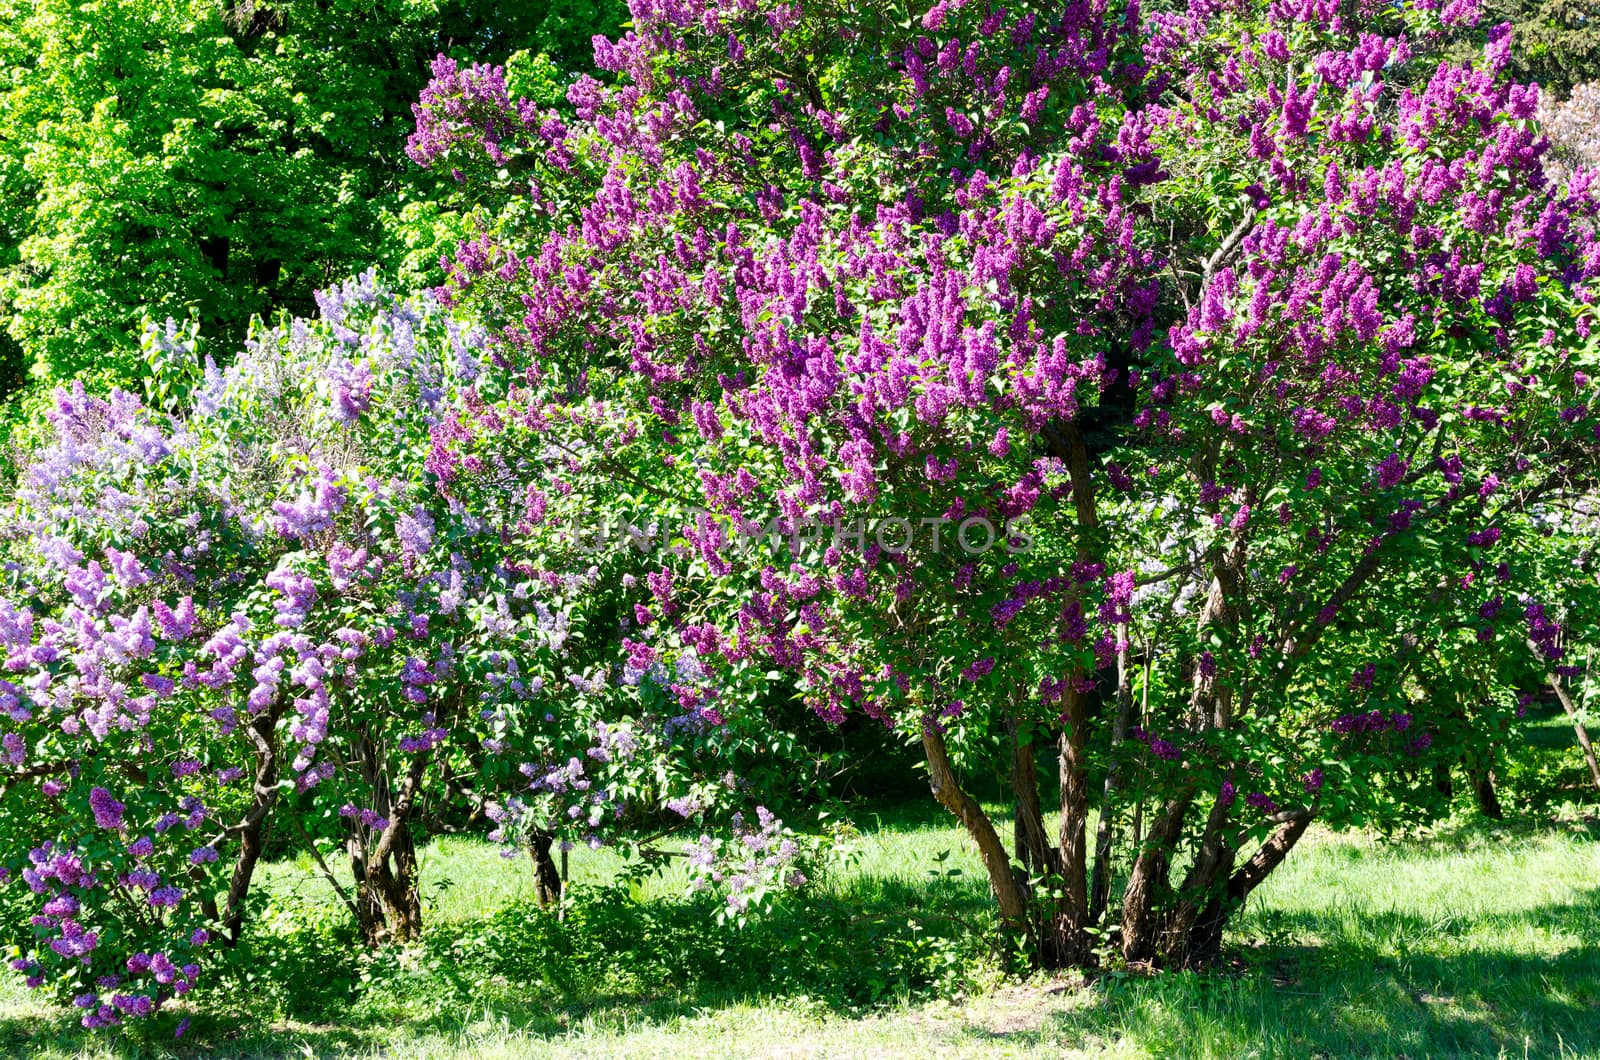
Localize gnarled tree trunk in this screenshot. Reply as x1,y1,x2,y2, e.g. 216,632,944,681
1184,810,1314,965
922,721,1032,938
1051,682,1093,965
348,731,429,945
222,700,287,944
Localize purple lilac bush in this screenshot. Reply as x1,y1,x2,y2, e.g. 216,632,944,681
409,0,1600,968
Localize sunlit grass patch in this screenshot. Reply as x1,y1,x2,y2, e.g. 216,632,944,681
1,807,1595,1059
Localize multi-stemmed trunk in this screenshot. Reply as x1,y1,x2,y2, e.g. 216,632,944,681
918,423,1318,971
349,817,423,946
925,716,1318,970
201,700,427,952
347,729,428,946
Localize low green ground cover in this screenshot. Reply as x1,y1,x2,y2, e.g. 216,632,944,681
1,804,1595,1059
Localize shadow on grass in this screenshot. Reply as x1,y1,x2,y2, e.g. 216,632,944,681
1055,887,1600,1058
1418,812,1599,848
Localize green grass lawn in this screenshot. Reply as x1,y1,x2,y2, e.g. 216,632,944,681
1,804,1595,1059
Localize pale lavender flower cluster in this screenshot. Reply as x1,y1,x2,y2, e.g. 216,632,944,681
0,273,521,1022
685,807,808,911
586,721,638,763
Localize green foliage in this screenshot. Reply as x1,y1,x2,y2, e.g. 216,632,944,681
0,0,628,390
189,812,1000,1027
1501,699,1600,812
206,884,363,1022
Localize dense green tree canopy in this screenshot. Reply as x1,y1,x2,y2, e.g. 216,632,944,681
1446,0,1600,97
0,0,627,389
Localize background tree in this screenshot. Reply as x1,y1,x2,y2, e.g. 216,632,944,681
1444,0,1600,98
1541,80,1600,185
0,0,628,393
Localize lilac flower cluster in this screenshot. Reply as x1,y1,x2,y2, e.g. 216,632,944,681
1331,710,1414,735
406,56,541,174
685,807,808,912
1130,727,1181,762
